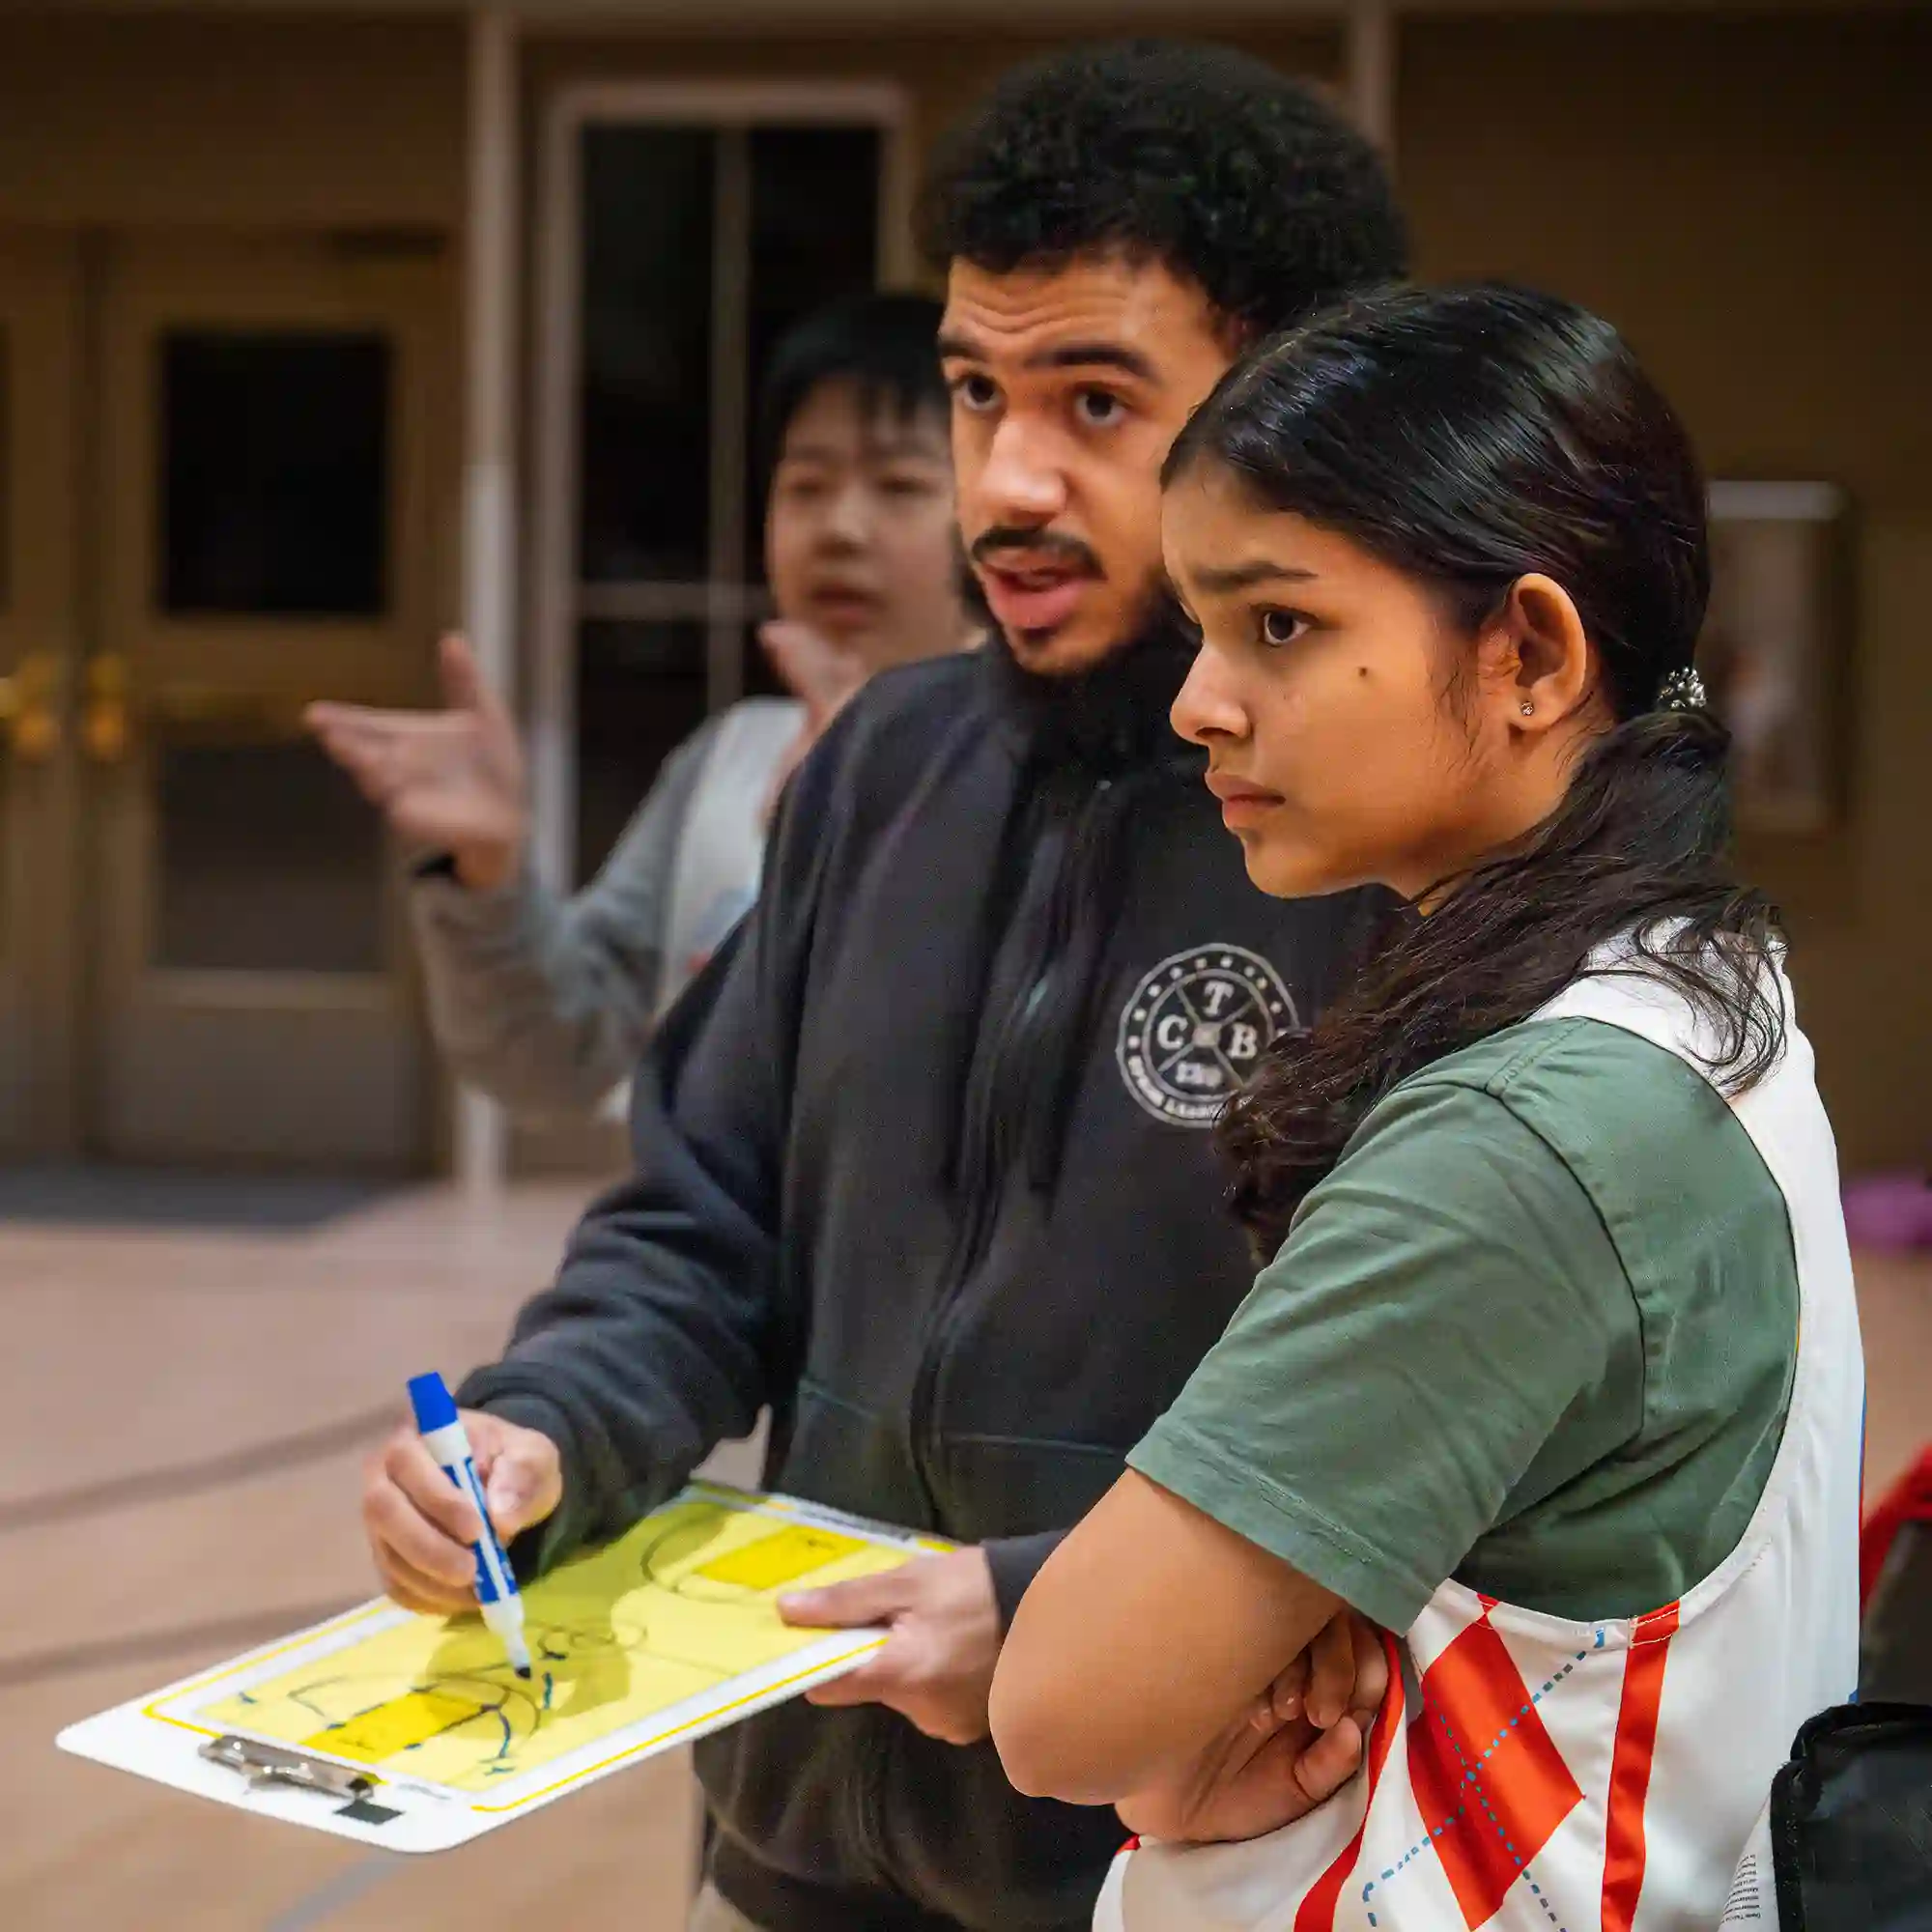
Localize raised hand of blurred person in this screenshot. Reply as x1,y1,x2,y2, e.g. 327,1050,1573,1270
756,618,869,818
361,1406,562,1616
759,618,869,732
308,633,526,894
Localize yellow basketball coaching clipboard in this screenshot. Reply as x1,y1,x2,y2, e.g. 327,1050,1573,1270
58,1482,940,1852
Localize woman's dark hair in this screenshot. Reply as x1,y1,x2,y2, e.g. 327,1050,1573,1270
918,40,1407,341
755,290,948,484
1164,284,1784,1257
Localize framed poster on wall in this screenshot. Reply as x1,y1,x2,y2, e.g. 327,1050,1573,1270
1701,482,1849,833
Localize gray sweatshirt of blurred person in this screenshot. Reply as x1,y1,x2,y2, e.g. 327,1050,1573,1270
408,699,802,1118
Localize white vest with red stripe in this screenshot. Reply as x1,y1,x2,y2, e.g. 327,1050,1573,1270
1098,959,1863,1932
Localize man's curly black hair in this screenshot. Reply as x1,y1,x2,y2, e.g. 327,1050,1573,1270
918,40,1407,341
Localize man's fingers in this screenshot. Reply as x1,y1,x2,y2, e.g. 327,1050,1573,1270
385,1430,485,1538
310,718,445,821
478,1438,559,1540
1306,1611,1357,1730
308,713,394,790
779,1564,918,1630
802,1643,900,1708
377,1430,487,1566
1293,1713,1365,1804
365,1475,477,1594
308,704,417,751
306,699,382,737
436,632,494,718
377,1546,472,1618
757,619,822,688
758,620,864,722
375,1568,446,1617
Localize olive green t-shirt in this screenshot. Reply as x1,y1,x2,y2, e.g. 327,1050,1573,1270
1128,1018,1800,1631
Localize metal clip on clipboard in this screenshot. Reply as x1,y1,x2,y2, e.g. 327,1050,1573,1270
200,1734,375,1803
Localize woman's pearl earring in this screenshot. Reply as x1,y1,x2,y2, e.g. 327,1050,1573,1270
1520,701,1535,717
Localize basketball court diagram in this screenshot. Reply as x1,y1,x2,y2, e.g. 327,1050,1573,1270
196,1493,913,1795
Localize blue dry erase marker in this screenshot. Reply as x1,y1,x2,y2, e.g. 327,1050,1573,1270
407,1371,532,1679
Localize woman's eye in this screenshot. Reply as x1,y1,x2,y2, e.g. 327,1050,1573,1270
1260,610,1310,647
954,375,1000,414
1074,389,1125,429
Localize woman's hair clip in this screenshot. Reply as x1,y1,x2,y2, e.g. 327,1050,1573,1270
1656,666,1709,714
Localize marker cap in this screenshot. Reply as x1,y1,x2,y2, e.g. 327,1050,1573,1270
407,1371,460,1435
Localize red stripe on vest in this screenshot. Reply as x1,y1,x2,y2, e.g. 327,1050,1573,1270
1406,1613,1585,1928
1293,1631,1406,1932
1601,1603,1682,1932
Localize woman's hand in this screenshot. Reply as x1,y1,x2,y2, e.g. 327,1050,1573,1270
1116,1609,1389,1845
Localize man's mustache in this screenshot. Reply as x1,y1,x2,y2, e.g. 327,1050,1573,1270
968,528,1104,579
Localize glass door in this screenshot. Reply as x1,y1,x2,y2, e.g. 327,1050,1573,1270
536,87,903,887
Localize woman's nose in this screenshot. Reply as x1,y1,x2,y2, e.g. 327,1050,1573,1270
1170,643,1248,746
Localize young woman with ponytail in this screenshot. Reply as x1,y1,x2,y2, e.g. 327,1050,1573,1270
989,286,1863,1931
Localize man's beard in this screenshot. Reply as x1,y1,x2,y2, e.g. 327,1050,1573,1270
958,540,1201,768
953,538,1194,680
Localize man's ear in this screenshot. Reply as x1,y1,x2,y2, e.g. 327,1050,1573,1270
1212,308,1261,360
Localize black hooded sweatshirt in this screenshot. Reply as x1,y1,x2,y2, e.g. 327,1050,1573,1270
459,633,1383,1931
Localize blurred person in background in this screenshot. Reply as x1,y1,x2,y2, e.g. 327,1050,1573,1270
310,291,973,1116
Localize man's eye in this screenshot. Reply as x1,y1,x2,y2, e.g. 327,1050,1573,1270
1074,389,1125,429
1260,610,1310,647
879,471,942,499
953,375,1000,414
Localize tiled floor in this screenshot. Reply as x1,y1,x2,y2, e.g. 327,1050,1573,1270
3,1184,1926,1930
1,1184,703,1932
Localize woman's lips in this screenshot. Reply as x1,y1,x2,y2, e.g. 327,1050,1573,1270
1207,774,1284,830
978,564,1092,635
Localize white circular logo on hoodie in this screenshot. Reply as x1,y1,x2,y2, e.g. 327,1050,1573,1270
1116,946,1297,1127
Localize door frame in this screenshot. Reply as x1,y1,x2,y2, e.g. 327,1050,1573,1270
0,233,85,1155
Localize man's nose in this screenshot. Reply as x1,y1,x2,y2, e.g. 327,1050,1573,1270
1171,642,1247,746
976,416,1066,526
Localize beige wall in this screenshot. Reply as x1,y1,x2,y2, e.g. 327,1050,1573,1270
531,13,1929,1171
4,10,1922,1169
1401,11,1931,1171
0,14,465,229
521,21,1343,175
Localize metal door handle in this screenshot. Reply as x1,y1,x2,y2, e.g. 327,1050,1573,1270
82,653,130,763
0,652,64,761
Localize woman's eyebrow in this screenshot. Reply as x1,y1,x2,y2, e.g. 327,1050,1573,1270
1188,558,1320,593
